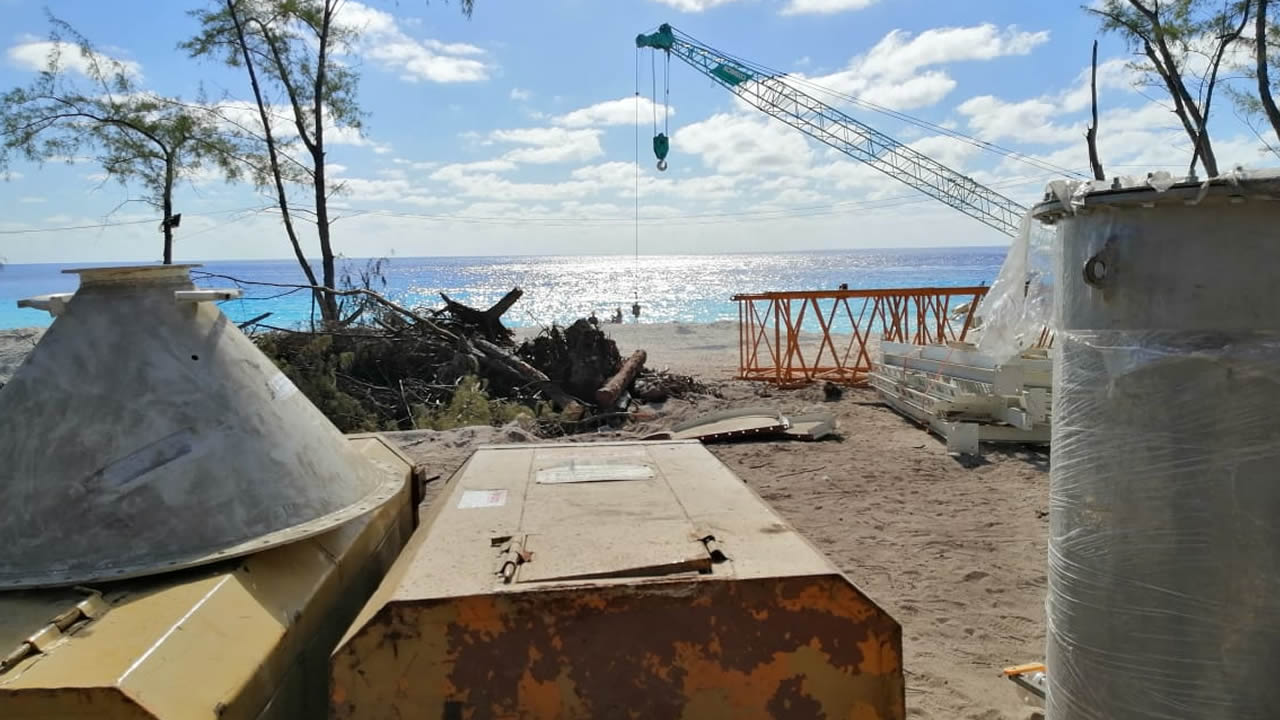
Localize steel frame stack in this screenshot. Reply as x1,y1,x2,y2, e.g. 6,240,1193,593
868,341,1051,455
734,286,989,387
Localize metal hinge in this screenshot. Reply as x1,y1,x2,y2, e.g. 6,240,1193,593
1,588,109,674
492,536,534,584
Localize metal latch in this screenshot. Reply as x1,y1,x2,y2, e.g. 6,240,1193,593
1,587,109,674
698,535,729,566
493,536,534,584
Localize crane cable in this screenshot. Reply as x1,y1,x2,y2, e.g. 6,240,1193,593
635,47,641,311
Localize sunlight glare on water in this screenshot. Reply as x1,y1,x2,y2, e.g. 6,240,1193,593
0,248,1006,330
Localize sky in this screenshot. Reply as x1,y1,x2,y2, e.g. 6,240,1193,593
0,0,1276,264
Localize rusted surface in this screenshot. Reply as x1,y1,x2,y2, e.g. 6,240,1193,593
0,687,153,719
331,574,903,719
735,286,990,387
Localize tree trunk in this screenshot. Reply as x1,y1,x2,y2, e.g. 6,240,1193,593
224,0,323,314
162,153,175,264
440,287,523,343
472,337,585,417
596,349,646,408
1087,40,1106,181
312,1,339,325
1257,0,1280,144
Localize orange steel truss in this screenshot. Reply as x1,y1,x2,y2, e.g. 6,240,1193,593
734,286,990,386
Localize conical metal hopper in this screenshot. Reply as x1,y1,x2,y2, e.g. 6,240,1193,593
0,265,404,589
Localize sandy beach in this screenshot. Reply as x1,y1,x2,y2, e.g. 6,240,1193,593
1,321,1047,718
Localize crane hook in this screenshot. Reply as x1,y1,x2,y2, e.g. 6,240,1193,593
652,133,670,172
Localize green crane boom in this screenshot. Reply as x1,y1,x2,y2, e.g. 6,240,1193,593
636,23,1027,238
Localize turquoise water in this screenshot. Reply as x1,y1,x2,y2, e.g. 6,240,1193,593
0,248,1005,331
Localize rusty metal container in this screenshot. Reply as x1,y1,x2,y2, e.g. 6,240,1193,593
0,434,414,720
331,440,904,719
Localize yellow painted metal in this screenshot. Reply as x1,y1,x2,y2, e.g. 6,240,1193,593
0,435,414,720
332,440,904,719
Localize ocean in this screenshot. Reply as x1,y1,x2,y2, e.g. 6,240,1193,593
0,247,1007,331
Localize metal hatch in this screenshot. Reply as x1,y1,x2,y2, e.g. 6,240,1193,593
503,445,727,584
331,441,906,720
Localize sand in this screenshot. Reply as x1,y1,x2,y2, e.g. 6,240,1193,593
1,320,1048,718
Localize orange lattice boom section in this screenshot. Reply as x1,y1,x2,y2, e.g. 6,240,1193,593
734,286,990,386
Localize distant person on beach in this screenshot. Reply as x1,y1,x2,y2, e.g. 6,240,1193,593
632,302,641,320
589,311,598,327
612,308,623,324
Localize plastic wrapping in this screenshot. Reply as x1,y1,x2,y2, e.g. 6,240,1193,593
974,214,1055,362
1047,330,1280,719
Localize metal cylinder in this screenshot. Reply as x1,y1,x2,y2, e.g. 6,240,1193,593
1036,176,1280,719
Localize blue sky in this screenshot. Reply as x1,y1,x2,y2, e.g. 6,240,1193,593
0,0,1275,264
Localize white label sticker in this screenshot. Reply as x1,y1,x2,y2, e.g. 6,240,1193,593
267,372,299,401
536,463,655,484
458,489,508,509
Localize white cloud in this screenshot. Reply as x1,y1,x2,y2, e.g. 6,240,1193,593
673,113,813,175
908,135,982,169
554,97,674,128
7,40,142,79
330,174,463,208
490,127,604,164
649,0,743,11
859,71,956,110
859,25,1049,81
798,24,1049,111
208,99,378,151
956,95,1076,145
430,159,518,182
339,1,491,83
782,0,880,15
510,88,532,101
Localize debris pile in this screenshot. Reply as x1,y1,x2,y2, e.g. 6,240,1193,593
251,288,709,435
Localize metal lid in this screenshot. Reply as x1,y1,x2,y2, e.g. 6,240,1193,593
0,266,403,589
1032,170,1280,222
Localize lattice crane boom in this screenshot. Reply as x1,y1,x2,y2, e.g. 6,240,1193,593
636,23,1027,238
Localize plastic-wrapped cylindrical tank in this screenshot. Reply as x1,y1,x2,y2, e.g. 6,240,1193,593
1035,174,1280,719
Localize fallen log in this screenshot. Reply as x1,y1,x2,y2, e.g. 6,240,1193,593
441,287,522,344
474,338,585,419
595,349,646,408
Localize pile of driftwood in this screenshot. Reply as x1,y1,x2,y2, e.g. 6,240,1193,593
243,284,708,434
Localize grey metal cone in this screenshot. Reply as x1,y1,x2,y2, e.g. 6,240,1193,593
0,265,404,589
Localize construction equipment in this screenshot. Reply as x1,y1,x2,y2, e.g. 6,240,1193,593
0,265,422,717
0,265,403,589
0,434,415,719
868,341,1051,455
1039,172,1280,719
635,23,1028,238
733,286,989,386
332,441,904,719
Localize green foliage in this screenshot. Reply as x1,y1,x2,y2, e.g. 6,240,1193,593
415,376,535,431
1087,0,1254,175
183,0,364,158
0,16,239,261
256,332,380,432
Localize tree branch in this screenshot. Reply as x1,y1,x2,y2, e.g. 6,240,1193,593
1087,39,1106,180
